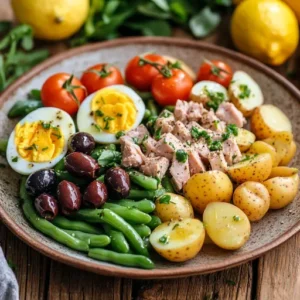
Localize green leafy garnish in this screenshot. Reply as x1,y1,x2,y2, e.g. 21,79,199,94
238,84,251,99
158,234,169,244
159,194,171,204
172,223,180,230
191,127,212,144
209,140,222,151
12,156,18,162
154,127,162,140
222,124,238,141
42,147,48,151
205,87,225,111
51,133,62,139
93,123,102,132
233,215,241,222
95,110,104,117
115,130,125,139
176,149,188,163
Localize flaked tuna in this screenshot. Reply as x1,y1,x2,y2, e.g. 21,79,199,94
140,156,169,179
216,102,246,128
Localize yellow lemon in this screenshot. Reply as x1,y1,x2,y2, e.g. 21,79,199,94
283,0,300,21
11,0,89,41
231,0,299,65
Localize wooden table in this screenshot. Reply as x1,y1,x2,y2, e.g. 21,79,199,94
1,1,300,299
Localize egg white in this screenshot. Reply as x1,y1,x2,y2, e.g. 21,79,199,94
190,80,229,101
77,85,145,143
6,107,76,175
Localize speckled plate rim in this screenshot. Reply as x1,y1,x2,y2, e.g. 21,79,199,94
1,37,300,279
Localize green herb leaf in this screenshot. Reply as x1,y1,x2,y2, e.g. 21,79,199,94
204,87,225,111
239,84,251,99
158,234,169,244
172,223,180,230
176,149,188,163
98,149,122,167
159,194,171,204
209,140,222,151
154,127,162,140
233,215,241,222
12,156,18,162
42,147,49,151
95,110,104,117
116,130,125,139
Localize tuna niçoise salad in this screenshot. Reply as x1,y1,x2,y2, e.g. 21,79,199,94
1,53,297,269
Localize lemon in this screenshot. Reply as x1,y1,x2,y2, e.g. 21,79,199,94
283,0,300,21
231,0,299,65
11,0,89,41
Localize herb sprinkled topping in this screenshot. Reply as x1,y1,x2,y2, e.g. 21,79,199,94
159,194,171,204
176,149,188,163
238,84,251,99
159,234,169,244
115,130,125,139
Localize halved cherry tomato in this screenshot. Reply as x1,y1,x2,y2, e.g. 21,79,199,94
152,68,193,106
125,53,167,91
41,73,86,115
81,64,124,94
197,60,233,88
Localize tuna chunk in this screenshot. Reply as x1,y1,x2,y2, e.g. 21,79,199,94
140,156,169,179
216,102,246,127
120,136,145,168
172,121,192,143
201,109,225,131
174,100,189,122
208,151,228,172
223,137,242,165
125,124,149,144
188,149,206,175
141,136,157,156
192,140,210,162
187,102,204,122
155,110,175,134
170,154,190,191
155,133,183,160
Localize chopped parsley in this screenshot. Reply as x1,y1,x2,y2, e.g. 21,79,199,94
95,110,104,117
154,127,162,140
233,215,241,222
238,84,251,99
41,122,51,129
24,143,38,151
158,234,169,244
93,123,102,132
42,147,49,151
204,87,225,111
222,124,238,141
132,137,139,145
116,130,125,139
209,140,222,151
161,110,172,118
12,156,18,162
103,116,114,130
232,154,237,163
159,194,171,204
176,149,188,163
239,153,258,163
51,133,62,139
191,127,212,144
172,223,179,230
169,142,175,150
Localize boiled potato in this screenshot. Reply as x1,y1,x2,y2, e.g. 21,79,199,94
247,141,278,167
269,166,298,179
155,193,194,222
183,170,233,214
190,80,229,104
280,140,297,166
264,174,299,209
163,55,196,81
236,128,256,152
251,105,292,139
228,153,272,183
233,181,270,221
203,202,251,250
263,131,293,165
150,218,205,262
228,71,263,117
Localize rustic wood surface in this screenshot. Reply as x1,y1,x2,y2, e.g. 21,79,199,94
0,0,300,299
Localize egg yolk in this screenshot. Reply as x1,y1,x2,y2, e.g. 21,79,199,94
15,121,64,162
91,89,137,133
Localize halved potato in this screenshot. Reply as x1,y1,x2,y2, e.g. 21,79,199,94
155,193,194,222
247,141,278,167
203,202,251,250
228,71,263,117
264,174,299,209
163,55,196,81
228,153,272,183
280,140,297,166
150,218,205,262
190,80,229,105
236,128,256,152
251,105,292,139
233,181,270,221
269,166,298,179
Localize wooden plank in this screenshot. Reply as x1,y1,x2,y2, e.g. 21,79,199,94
133,263,253,300
0,223,50,300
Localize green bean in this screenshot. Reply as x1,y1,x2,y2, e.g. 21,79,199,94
54,158,65,172
103,203,151,224
161,176,175,193
114,199,155,213
103,224,130,253
7,100,43,118
63,230,110,248
128,171,158,190
132,225,151,238
20,177,89,252
164,105,175,112
52,216,102,234
91,144,117,160
71,209,103,223
147,216,162,230
96,174,105,182
142,109,151,122
146,99,158,116
88,248,154,269
135,90,152,101
128,188,165,200
55,170,90,187
101,209,148,256
0,138,8,156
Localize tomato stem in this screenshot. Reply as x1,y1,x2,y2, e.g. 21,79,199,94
138,57,173,78
62,74,86,107
85,64,112,78
204,59,230,79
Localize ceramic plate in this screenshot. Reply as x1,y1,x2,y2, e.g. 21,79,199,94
0,37,299,279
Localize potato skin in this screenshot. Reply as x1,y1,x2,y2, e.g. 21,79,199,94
269,167,298,179
233,181,270,221
280,140,297,166
183,171,233,214
263,174,299,209
155,193,194,222
247,141,278,167
236,128,256,152
228,153,272,183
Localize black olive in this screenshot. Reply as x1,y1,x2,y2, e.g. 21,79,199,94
105,167,130,199
26,169,56,196
68,132,95,154
34,193,58,220
83,180,108,208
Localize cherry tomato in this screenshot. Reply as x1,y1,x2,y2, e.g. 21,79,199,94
125,53,167,91
151,68,193,106
81,64,124,94
41,73,86,115
197,60,233,88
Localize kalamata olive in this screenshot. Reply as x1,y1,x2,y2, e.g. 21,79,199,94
83,180,108,208
26,169,56,196
34,193,58,220
65,152,99,179
68,132,95,154
105,167,130,199
57,180,82,215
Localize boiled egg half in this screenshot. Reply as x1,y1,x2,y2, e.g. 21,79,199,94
77,85,145,143
7,107,76,175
